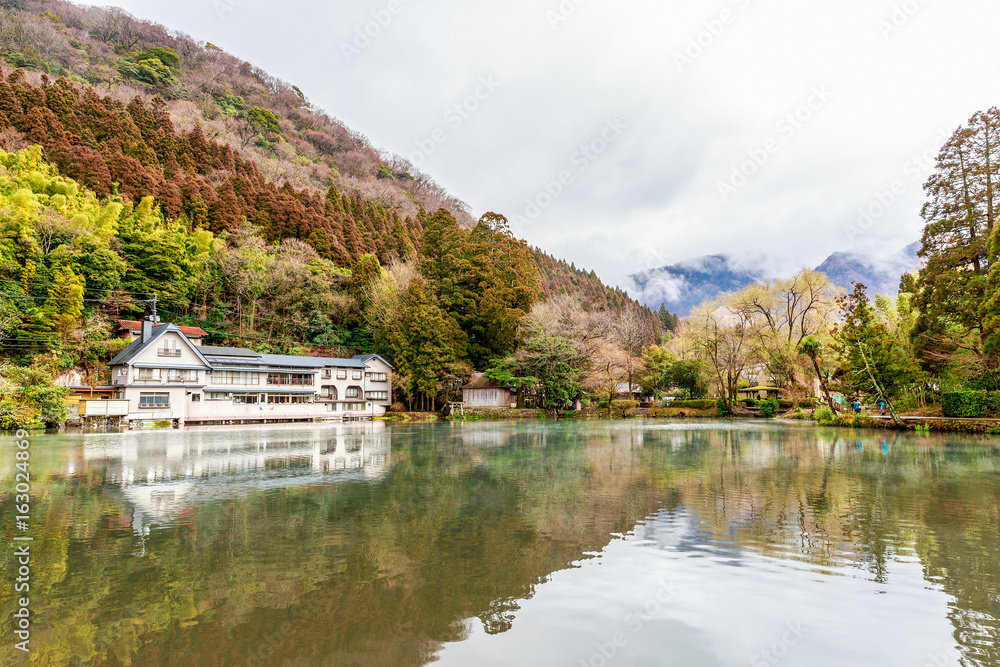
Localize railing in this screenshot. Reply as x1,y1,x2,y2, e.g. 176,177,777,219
268,379,313,386
133,378,162,384
138,403,171,410
167,377,197,383
158,349,182,357
82,400,130,417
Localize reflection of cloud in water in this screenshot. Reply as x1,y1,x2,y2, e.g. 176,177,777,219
633,509,745,565
83,423,391,534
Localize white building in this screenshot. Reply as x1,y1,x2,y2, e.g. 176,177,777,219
107,321,394,426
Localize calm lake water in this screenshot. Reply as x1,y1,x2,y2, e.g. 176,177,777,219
1,420,999,666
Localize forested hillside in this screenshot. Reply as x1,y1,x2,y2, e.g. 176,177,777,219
0,0,649,316
0,0,663,426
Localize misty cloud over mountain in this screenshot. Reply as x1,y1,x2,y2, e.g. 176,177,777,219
631,242,921,316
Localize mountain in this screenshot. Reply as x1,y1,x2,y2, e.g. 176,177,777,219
814,241,920,297
0,0,650,319
630,256,767,318
631,242,922,316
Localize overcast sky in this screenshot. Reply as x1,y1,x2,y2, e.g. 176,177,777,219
83,0,1000,289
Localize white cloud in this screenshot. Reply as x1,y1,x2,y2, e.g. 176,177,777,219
86,0,997,291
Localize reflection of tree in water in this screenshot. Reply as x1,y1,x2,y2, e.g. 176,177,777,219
0,423,997,666
479,597,521,635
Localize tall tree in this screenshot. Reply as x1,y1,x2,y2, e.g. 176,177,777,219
916,110,1000,354
832,284,920,426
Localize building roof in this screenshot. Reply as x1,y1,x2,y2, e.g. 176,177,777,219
200,346,261,358
353,353,396,370
108,324,213,368
464,373,508,390
110,324,394,374
118,319,207,337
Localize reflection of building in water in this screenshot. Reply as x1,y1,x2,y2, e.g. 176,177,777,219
80,423,391,534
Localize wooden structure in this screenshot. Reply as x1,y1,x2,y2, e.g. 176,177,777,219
462,373,514,408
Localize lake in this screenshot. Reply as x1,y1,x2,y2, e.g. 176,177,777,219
1,420,999,666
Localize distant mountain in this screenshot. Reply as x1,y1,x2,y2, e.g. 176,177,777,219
630,242,921,316
630,255,767,317
815,241,920,297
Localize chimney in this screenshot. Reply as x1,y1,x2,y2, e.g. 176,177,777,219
141,319,153,344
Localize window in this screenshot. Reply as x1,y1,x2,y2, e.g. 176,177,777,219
267,373,313,386
352,370,363,380
366,372,388,382
207,392,230,401
158,339,181,357
345,387,361,399
167,370,195,382
136,368,156,381
233,393,259,405
138,393,169,409
320,386,338,400
192,394,201,402
322,369,332,379
366,391,389,400
336,370,348,380
343,402,366,411
267,394,310,404
214,371,260,385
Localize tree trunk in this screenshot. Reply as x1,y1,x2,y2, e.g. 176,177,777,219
810,353,838,413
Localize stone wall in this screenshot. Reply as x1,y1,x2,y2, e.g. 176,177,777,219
454,407,548,420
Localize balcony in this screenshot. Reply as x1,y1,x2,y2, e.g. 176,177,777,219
138,403,171,410
167,377,197,384
133,378,162,384
158,349,182,357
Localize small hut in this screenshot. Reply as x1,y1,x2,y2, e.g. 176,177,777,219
462,373,514,408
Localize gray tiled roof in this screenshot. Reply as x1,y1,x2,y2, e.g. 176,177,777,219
352,353,396,370
108,324,212,368
200,346,261,358
110,326,389,373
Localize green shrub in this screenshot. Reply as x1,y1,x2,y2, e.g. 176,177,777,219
813,405,835,424
759,398,780,419
942,391,1000,418
716,397,732,416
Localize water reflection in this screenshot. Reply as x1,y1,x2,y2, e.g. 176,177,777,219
76,424,391,535
0,421,998,667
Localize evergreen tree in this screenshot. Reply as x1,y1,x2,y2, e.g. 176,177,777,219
832,284,920,425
